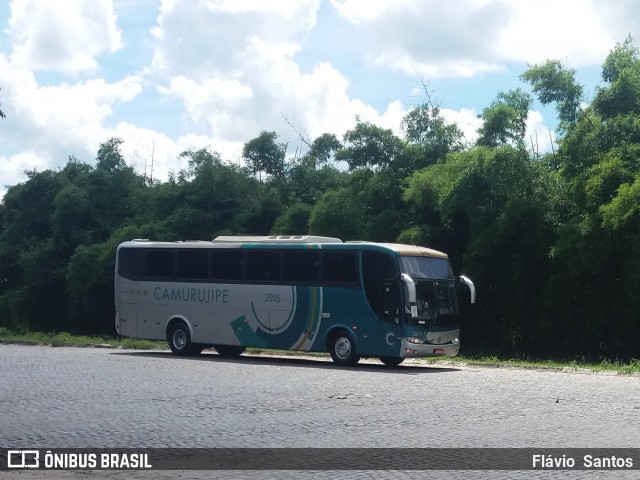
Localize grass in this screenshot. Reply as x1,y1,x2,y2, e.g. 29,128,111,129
0,327,164,350
1,327,639,374
425,354,640,374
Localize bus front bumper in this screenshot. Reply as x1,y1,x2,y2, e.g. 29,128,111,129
400,338,460,358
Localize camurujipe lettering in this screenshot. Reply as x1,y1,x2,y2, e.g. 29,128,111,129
154,286,229,304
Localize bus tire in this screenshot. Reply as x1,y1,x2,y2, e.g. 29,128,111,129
214,345,246,358
168,321,199,356
379,356,404,367
329,331,360,366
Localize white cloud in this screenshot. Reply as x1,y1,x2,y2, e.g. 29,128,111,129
8,0,122,73
0,151,50,199
442,108,483,145
2,0,638,200
151,0,319,79
110,122,185,181
499,0,614,67
329,0,394,24
153,6,409,153
0,51,143,190
524,110,556,155
163,75,253,132
327,0,627,78
19,77,142,131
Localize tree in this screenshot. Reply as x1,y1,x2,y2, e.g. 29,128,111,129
403,146,558,355
602,35,639,83
308,188,364,240
242,131,287,179
350,169,409,242
271,202,312,235
401,102,464,167
96,138,126,173
521,60,584,128
284,162,348,206
542,38,640,359
149,148,263,238
335,120,405,171
594,36,640,119
476,89,532,148
308,133,342,166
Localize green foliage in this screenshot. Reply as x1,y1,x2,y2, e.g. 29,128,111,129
602,36,640,83
594,37,640,119
401,103,464,167
335,120,405,171
284,163,348,206
309,188,365,240
271,202,312,235
242,131,287,178
404,147,557,354
476,89,532,148
521,59,584,127
2,39,640,361
307,133,342,166
600,174,640,229
66,232,124,334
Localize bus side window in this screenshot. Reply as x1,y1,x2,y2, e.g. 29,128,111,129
177,249,208,279
118,247,145,279
283,250,319,282
210,250,243,281
246,250,281,282
145,249,175,278
321,252,357,284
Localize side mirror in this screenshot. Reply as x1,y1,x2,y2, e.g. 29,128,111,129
457,275,476,304
400,274,418,318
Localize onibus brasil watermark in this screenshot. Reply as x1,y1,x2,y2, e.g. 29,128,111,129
3,448,639,471
6,450,151,470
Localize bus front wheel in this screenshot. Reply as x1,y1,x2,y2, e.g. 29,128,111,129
215,345,246,358
168,322,201,356
379,356,404,367
329,332,360,366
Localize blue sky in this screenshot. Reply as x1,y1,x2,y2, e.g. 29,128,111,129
1,0,638,197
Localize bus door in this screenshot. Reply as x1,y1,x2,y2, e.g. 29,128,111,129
362,251,403,358
117,303,138,338
378,279,403,358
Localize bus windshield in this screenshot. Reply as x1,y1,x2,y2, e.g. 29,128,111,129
398,256,458,326
404,280,459,326
398,256,454,280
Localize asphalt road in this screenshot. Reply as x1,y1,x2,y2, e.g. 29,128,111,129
1,344,639,479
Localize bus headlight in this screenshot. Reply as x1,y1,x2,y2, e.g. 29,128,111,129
405,337,423,345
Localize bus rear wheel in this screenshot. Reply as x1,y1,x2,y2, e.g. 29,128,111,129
214,345,246,358
329,332,360,366
168,322,201,356
379,356,404,367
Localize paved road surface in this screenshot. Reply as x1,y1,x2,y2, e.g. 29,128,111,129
1,344,639,479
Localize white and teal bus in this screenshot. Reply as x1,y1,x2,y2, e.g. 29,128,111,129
115,235,475,366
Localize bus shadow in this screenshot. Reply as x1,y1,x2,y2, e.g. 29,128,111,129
112,350,461,374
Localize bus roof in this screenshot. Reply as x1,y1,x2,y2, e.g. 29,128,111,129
213,235,342,244
346,241,448,258
119,237,448,258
